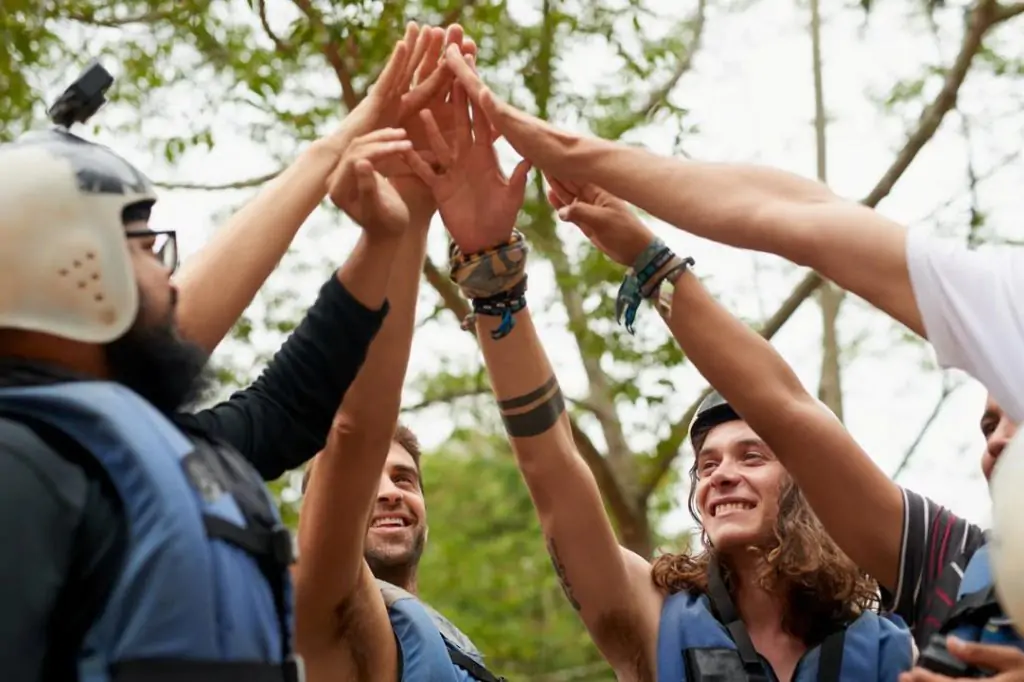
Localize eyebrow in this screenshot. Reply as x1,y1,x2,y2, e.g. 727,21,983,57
391,464,420,481
698,438,768,459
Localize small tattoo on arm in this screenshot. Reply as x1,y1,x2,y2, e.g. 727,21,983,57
497,376,566,438
546,537,581,611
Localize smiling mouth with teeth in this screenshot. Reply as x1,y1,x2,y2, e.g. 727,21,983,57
712,502,755,517
371,516,411,529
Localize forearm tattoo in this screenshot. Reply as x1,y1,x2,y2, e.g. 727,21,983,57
546,537,581,611
498,376,566,438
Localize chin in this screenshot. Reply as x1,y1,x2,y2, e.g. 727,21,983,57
708,525,770,553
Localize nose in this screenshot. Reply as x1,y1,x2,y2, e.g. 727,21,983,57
377,475,403,506
707,460,741,490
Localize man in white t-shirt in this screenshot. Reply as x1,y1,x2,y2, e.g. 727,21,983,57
437,52,1024,679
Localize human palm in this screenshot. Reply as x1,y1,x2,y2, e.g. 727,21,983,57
404,83,532,254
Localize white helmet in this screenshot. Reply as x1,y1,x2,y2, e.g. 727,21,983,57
0,129,157,343
990,430,1024,637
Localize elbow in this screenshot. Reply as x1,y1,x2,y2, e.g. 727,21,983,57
327,413,393,454
747,194,845,268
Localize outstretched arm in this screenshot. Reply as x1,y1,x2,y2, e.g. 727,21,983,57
173,23,451,354
441,48,921,335
474,305,661,675
554,179,905,592
405,81,660,678
294,155,431,650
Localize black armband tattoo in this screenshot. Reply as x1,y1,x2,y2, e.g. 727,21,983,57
498,376,566,438
546,537,581,611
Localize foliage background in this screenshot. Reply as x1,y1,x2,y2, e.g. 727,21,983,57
4,0,1024,677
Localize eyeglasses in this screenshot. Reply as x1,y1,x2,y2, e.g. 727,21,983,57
126,229,178,274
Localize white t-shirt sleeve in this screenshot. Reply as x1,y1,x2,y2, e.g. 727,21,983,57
906,229,1024,422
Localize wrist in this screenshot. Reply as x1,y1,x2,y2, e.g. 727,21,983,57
362,230,405,248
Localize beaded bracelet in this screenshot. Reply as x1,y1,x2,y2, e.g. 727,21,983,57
615,237,695,334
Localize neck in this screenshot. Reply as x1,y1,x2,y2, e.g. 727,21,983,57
0,331,108,378
727,551,786,633
374,564,418,595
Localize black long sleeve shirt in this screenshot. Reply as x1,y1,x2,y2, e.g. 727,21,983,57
0,276,387,681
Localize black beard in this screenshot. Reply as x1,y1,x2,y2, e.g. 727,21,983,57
105,314,211,414
365,528,426,588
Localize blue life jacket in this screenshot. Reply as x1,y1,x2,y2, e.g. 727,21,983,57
0,382,301,682
657,561,913,681
378,580,504,682
942,544,1023,649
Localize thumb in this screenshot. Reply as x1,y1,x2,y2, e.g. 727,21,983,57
355,160,380,220
947,637,1024,671
508,158,533,197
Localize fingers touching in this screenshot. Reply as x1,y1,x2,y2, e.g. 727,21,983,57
327,129,412,206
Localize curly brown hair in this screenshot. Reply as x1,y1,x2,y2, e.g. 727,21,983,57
651,460,880,647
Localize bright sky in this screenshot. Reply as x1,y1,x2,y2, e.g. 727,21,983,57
81,0,1024,536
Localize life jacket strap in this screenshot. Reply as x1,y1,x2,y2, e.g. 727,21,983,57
202,515,297,675
706,559,771,682
939,586,1002,635
111,658,303,682
444,639,506,682
817,628,846,682
706,559,848,682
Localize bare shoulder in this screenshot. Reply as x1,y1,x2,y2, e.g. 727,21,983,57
298,565,399,682
593,548,663,682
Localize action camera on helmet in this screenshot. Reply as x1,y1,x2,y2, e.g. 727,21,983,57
47,60,114,129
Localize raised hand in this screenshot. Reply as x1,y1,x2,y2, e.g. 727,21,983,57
547,174,654,266
327,130,413,239
442,46,584,181
321,23,452,156
403,79,532,254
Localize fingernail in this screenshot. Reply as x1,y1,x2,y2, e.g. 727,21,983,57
946,636,964,651
557,208,570,220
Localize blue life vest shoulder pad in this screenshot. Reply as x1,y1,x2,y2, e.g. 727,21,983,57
377,579,504,682
0,382,297,682
942,544,1024,649
656,590,914,681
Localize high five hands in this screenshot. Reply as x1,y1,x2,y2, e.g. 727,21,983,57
403,71,531,254
327,25,633,257
327,22,479,236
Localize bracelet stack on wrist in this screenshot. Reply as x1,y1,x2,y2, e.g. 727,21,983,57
615,237,695,334
449,230,530,340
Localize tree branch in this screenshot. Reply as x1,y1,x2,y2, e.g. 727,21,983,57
641,0,1010,498
422,257,473,330
289,0,360,109
995,1,1024,21
568,419,640,546
442,0,478,26
863,0,1013,208
256,0,291,53
634,0,707,123
64,9,174,27
891,380,962,481
401,386,489,412
154,170,281,190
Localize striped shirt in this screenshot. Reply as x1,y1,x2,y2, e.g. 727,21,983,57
883,487,987,647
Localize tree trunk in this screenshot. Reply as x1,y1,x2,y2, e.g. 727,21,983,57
810,0,846,421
